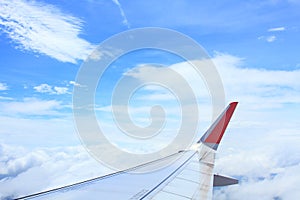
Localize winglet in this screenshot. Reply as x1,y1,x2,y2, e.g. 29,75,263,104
198,102,238,150
213,174,239,187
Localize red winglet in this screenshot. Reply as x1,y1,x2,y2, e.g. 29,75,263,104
199,102,238,150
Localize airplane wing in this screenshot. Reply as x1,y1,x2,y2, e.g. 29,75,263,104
14,102,238,200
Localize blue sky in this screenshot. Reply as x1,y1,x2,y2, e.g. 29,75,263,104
1,0,300,199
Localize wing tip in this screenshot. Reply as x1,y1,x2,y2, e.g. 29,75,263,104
229,101,238,108
199,101,238,150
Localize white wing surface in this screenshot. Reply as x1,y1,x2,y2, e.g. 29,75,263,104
14,102,238,200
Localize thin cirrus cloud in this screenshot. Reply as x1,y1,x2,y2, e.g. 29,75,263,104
268,27,286,32
0,82,12,101
0,0,96,64
257,27,285,43
266,35,276,42
0,98,62,116
111,0,130,28
0,82,8,91
0,96,13,100
258,35,277,43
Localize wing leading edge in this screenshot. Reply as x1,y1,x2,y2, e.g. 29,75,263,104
14,102,238,200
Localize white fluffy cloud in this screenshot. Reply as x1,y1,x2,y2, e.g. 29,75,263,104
124,53,300,108
34,84,69,95
213,53,300,108
213,144,300,199
69,81,81,87
0,0,95,63
33,83,53,94
53,86,69,95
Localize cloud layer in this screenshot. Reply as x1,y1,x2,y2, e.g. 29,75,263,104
103,53,300,199
213,53,300,103
211,53,300,199
214,144,300,199
0,144,110,199
0,0,95,63
0,53,299,199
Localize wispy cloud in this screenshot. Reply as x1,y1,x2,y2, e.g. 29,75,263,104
0,0,95,63
34,83,69,95
124,63,209,102
0,96,13,100
258,27,285,43
268,27,286,32
266,35,276,42
258,35,276,42
0,82,8,91
111,0,130,28
0,98,62,116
